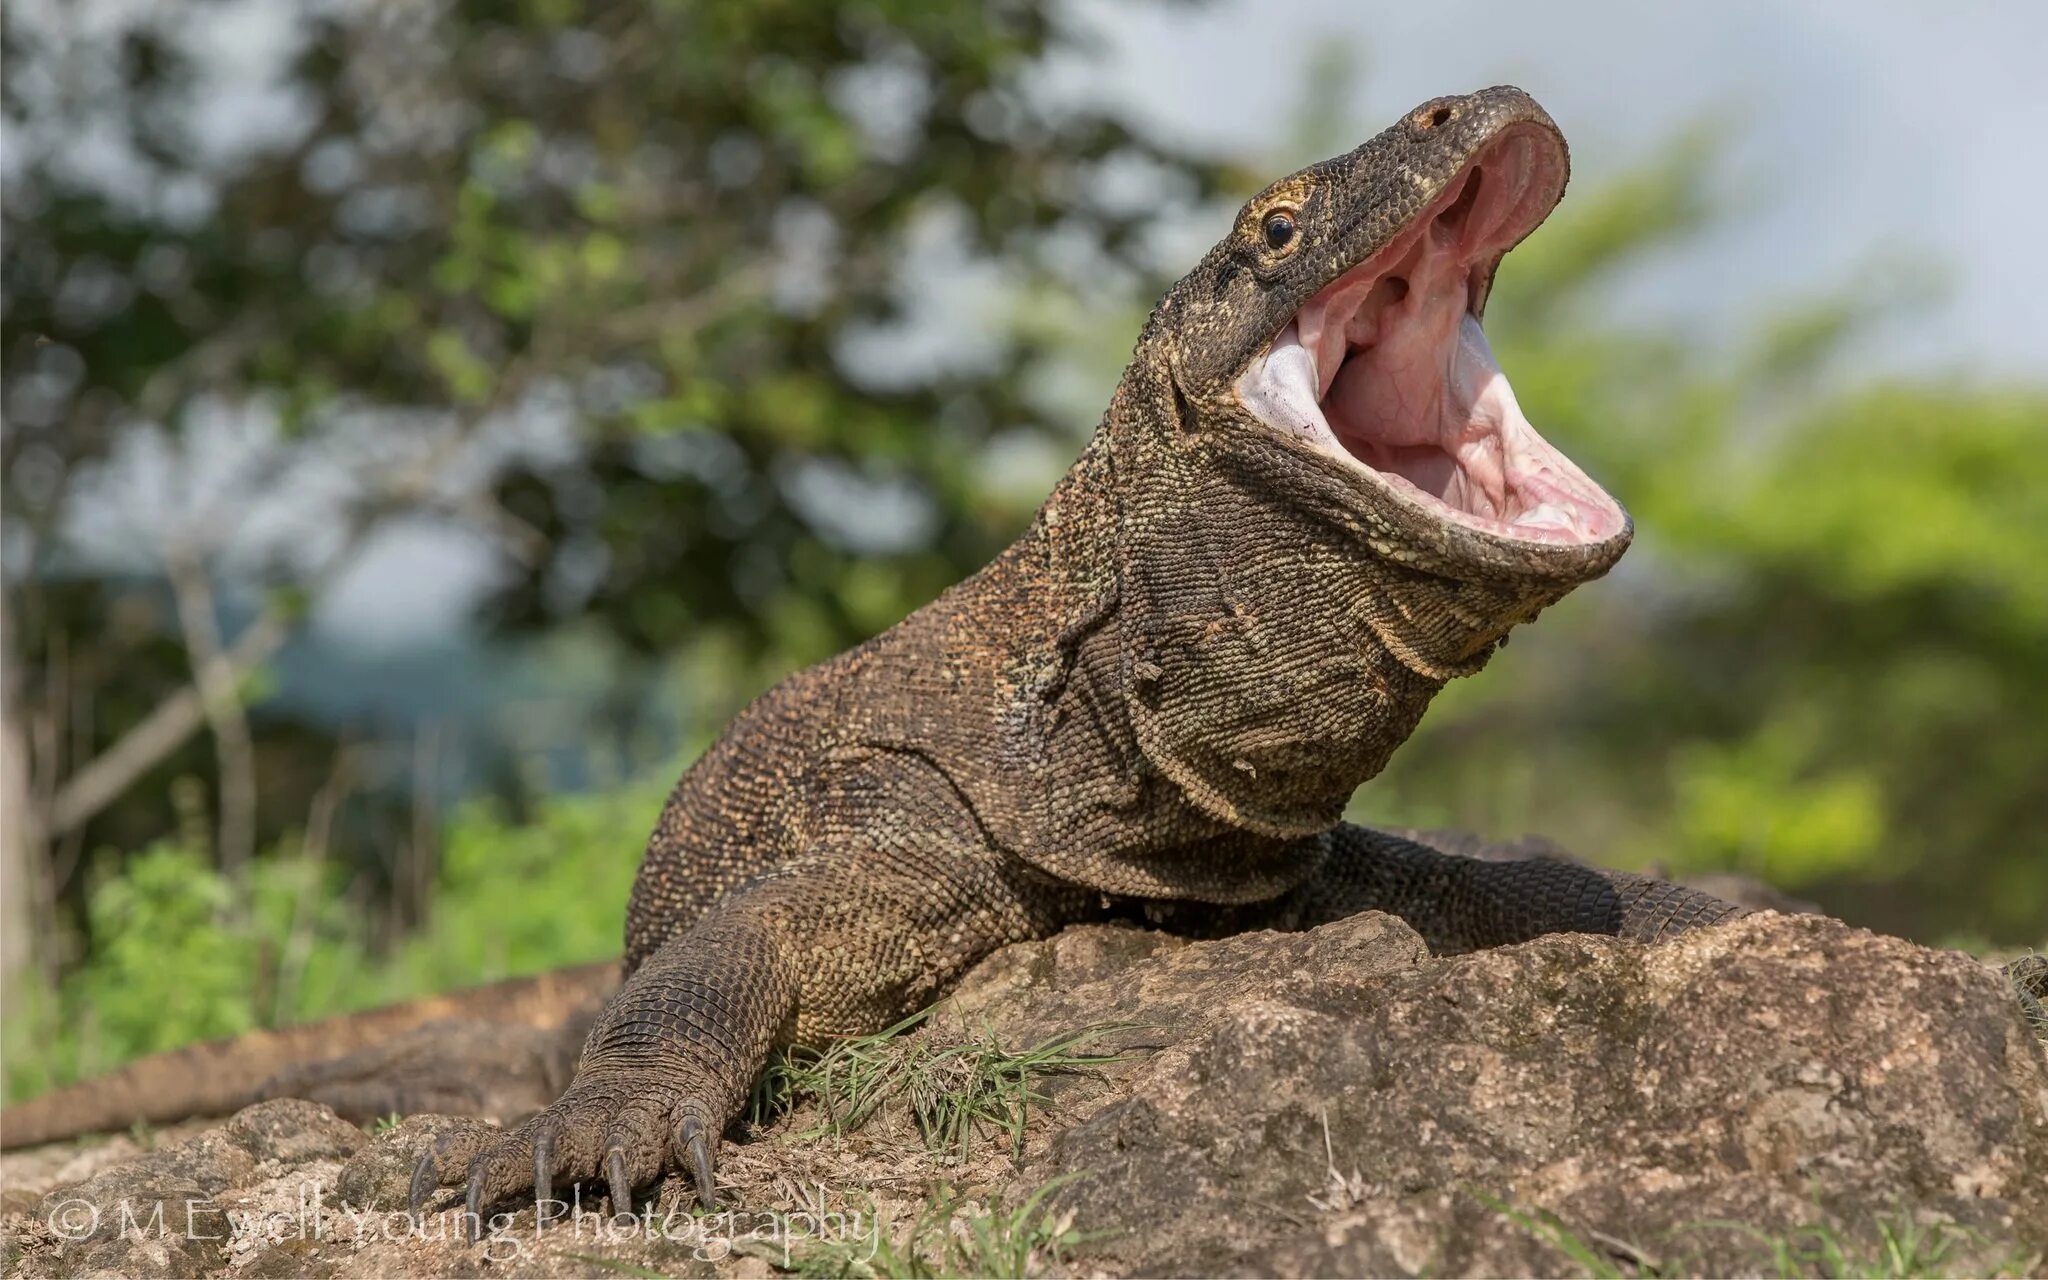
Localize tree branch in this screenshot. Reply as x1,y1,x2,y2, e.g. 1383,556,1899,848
35,266,759,843
45,609,287,838
165,544,258,878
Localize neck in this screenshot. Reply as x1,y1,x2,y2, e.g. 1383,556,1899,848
1100,355,1464,835
930,351,1582,901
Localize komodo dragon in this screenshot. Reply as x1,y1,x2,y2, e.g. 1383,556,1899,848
4,87,1771,1222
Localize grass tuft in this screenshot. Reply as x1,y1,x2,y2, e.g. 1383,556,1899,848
1473,1192,1653,1279
562,1255,675,1279
787,1176,1090,1279
1699,1215,2034,1279
754,1012,1137,1163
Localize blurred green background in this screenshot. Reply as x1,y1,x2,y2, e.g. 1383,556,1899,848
2,0,2042,1102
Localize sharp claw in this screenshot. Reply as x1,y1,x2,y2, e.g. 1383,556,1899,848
465,1160,490,1244
606,1146,633,1216
679,1116,717,1211
533,1130,555,1225
408,1152,439,1221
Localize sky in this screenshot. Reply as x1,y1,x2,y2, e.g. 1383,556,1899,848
1058,0,2048,378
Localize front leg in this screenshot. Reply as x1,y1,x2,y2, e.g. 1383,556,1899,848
409,790,1090,1226
1285,823,1751,954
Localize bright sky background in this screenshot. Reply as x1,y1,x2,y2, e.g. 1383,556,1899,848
1061,0,2048,379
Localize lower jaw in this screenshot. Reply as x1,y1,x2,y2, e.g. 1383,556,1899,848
1237,324,1630,553
1343,454,1627,547
1201,398,1633,586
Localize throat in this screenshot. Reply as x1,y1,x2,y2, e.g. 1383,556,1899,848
1324,304,1518,523
1302,197,1506,515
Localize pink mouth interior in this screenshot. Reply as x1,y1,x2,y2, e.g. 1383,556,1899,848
1238,128,1627,546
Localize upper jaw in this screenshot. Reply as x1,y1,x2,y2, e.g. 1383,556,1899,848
1232,125,1629,557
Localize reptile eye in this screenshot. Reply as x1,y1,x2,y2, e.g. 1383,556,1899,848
1262,209,1297,251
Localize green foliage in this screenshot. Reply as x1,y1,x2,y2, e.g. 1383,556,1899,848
4,842,385,1098
2,780,657,1103
367,782,651,1001
2,0,1227,925
1668,717,1886,888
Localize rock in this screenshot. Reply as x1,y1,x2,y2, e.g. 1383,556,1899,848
334,1115,495,1212
7,912,2044,1277
943,913,1428,1042
41,1232,225,1279
974,912,2048,1276
218,1100,366,1166
32,1162,233,1276
21,1101,363,1279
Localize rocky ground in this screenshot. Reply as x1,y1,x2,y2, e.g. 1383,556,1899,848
4,911,2045,1278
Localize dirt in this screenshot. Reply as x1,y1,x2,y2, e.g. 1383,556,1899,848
4,911,2044,1278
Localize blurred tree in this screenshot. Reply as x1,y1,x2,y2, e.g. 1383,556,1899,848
0,0,1228,986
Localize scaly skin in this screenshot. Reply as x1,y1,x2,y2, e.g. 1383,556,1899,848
407,85,1754,1229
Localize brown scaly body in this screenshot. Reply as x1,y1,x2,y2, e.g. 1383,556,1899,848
405,86,1749,1225
3,89,1756,1211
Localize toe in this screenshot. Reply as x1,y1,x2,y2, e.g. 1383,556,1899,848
605,1147,633,1216
410,1125,495,1218
531,1126,556,1221
463,1128,538,1240
672,1113,719,1211
599,1095,672,1213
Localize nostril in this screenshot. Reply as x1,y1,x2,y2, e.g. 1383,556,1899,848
1429,106,1453,128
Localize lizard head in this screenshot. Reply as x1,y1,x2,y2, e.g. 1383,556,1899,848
1097,87,1634,839
1139,84,1628,577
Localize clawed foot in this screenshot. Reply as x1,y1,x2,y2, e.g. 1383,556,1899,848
408,1071,723,1240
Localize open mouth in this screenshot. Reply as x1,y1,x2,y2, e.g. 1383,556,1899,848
1234,127,1627,547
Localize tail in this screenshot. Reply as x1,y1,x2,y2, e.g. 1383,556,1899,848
0,961,617,1150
